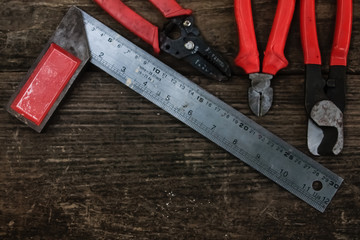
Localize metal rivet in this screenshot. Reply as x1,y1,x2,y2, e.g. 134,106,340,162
184,41,195,50
183,20,192,27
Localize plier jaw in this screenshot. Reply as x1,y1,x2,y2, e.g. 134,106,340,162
159,16,232,82
248,73,273,117
304,64,344,156
93,0,231,81
301,0,352,156
305,65,347,156
308,100,344,156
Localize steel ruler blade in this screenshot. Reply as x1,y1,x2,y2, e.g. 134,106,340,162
80,9,343,212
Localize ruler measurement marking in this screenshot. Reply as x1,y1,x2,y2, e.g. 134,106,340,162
82,10,342,212
92,52,337,211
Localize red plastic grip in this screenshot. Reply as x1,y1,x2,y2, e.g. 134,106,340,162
11,43,81,126
234,0,260,74
330,0,352,66
149,0,192,18
94,0,160,53
262,0,296,75
300,0,321,65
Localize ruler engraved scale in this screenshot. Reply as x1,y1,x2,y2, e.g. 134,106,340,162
80,9,342,212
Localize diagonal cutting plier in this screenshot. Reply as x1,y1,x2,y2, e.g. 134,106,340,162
300,0,352,156
93,0,232,82
234,0,296,116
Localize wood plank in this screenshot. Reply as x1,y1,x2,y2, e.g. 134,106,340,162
1,0,359,239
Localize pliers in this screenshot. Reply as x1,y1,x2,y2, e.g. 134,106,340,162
300,0,352,156
234,0,296,116
93,0,232,81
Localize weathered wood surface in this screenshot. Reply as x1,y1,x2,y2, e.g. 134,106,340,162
1,0,359,239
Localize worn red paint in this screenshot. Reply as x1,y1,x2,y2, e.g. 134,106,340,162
11,43,81,126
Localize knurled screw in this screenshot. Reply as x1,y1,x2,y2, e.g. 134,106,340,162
184,41,195,50
183,20,192,27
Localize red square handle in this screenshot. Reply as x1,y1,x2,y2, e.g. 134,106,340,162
11,43,81,126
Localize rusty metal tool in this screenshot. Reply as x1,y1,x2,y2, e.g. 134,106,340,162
234,0,296,116
300,0,352,156
93,0,231,81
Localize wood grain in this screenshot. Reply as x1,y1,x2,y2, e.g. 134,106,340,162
1,0,359,239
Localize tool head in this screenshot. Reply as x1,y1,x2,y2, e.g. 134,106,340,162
308,100,344,155
248,73,273,117
304,64,346,156
159,15,231,81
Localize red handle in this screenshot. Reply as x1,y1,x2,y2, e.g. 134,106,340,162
330,0,352,66
300,0,321,65
11,44,81,126
94,0,160,53
234,0,260,74
262,0,296,75
149,0,192,18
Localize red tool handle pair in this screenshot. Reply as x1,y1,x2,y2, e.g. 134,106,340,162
234,0,296,75
93,0,192,54
300,0,352,66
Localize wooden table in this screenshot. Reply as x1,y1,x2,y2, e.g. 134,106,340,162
1,0,359,239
